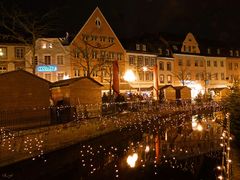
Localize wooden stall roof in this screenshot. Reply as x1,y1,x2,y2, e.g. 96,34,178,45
51,77,103,88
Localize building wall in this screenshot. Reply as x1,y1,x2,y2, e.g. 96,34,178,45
69,7,126,84
26,38,70,82
0,44,29,73
157,57,174,86
226,57,240,84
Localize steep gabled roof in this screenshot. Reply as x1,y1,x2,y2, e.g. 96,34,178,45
51,77,103,88
0,69,52,84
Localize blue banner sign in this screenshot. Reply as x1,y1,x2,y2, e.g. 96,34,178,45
37,65,57,72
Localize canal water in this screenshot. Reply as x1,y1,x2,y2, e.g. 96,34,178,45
1,112,223,180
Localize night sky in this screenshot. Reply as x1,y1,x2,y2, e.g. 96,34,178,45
2,0,240,43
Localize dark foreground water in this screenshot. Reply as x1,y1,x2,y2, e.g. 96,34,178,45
0,112,222,180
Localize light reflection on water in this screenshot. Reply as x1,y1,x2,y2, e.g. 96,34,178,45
1,112,223,179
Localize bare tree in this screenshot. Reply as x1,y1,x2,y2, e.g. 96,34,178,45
174,66,190,86
0,2,58,74
71,38,115,78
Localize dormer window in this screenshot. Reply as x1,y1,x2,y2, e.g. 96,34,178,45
189,38,192,42
166,49,170,56
207,48,211,54
172,45,178,51
236,50,239,56
217,48,220,55
158,48,162,55
95,17,101,28
230,50,233,56
142,44,146,51
136,44,140,50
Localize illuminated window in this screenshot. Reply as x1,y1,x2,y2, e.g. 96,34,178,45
230,50,233,56
158,48,162,55
234,63,238,70
159,74,164,83
142,44,146,51
129,56,135,65
0,47,7,58
0,66,7,73
136,44,140,50
137,56,143,67
207,73,211,80
166,49,170,56
117,53,122,60
74,69,80,77
187,73,191,80
221,73,225,80
57,73,64,80
167,75,172,83
236,50,239,56
217,49,221,55
15,47,25,59
145,57,150,66
207,48,211,54
57,55,64,65
44,56,51,65
92,51,98,59
95,17,101,28
145,71,153,81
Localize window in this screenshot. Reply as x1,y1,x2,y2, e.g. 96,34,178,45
195,60,198,66
229,63,232,70
159,74,164,83
95,17,101,28
167,75,172,83
236,50,239,56
138,71,144,81
214,73,218,80
166,49,170,56
221,73,225,80
15,47,25,59
207,73,211,80
220,61,224,67
150,58,156,66
214,61,217,67
136,44,140,50
159,61,164,70
33,56,38,66
74,49,80,58
178,59,183,66
45,74,51,81
200,60,203,67
93,70,98,77
158,48,162,55
57,73,64,80
186,59,191,66
92,51,98,59
44,56,51,65
42,43,52,49
217,49,221,55
0,66,7,73
129,56,135,65
207,48,211,54
187,73,191,80
167,62,171,71
230,50,233,56
74,69,80,77
0,47,7,58
57,55,64,65
108,37,114,43
196,73,199,80
192,46,196,53
145,72,153,81
145,57,150,66
137,56,143,67
142,44,146,51
234,63,238,70
207,60,210,67
117,53,122,60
